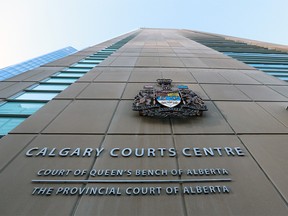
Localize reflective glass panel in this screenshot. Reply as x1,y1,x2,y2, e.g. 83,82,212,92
44,78,77,83
0,102,45,114
72,63,97,68
258,68,288,72
224,52,288,58
91,55,109,58
85,57,105,61
79,59,102,63
54,73,85,78
266,72,288,76
64,68,91,72
104,49,117,51
31,84,69,91
0,117,26,135
249,64,288,69
14,92,57,100
97,51,113,53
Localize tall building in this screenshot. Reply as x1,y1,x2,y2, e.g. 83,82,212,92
0,46,77,81
0,28,288,215
0,46,77,136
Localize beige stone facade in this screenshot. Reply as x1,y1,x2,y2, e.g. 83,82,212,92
0,28,288,215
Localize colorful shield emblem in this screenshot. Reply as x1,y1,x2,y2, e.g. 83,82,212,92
156,91,181,108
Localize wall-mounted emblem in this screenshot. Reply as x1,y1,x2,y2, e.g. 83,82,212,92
132,79,208,118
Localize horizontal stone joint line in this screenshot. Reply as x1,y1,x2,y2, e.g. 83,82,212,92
31,178,232,183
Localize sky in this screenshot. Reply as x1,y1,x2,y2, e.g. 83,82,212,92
1,0,288,69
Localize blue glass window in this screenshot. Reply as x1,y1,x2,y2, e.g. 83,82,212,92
13,92,57,101
103,49,117,51
54,72,85,78
71,63,97,68
223,52,288,58
0,102,45,114
0,117,26,135
266,72,288,76
257,68,288,72
250,64,288,69
97,50,113,54
30,84,69,91
90,55,109,58
85,57,105,61
63,68,91,72
44,77,78,83
79,59,102,64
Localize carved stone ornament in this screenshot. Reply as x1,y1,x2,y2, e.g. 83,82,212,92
132,79,208,118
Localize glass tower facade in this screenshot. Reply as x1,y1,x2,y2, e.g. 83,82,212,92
0,46,77,81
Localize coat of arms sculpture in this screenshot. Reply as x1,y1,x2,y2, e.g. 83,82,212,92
132,79,208,118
